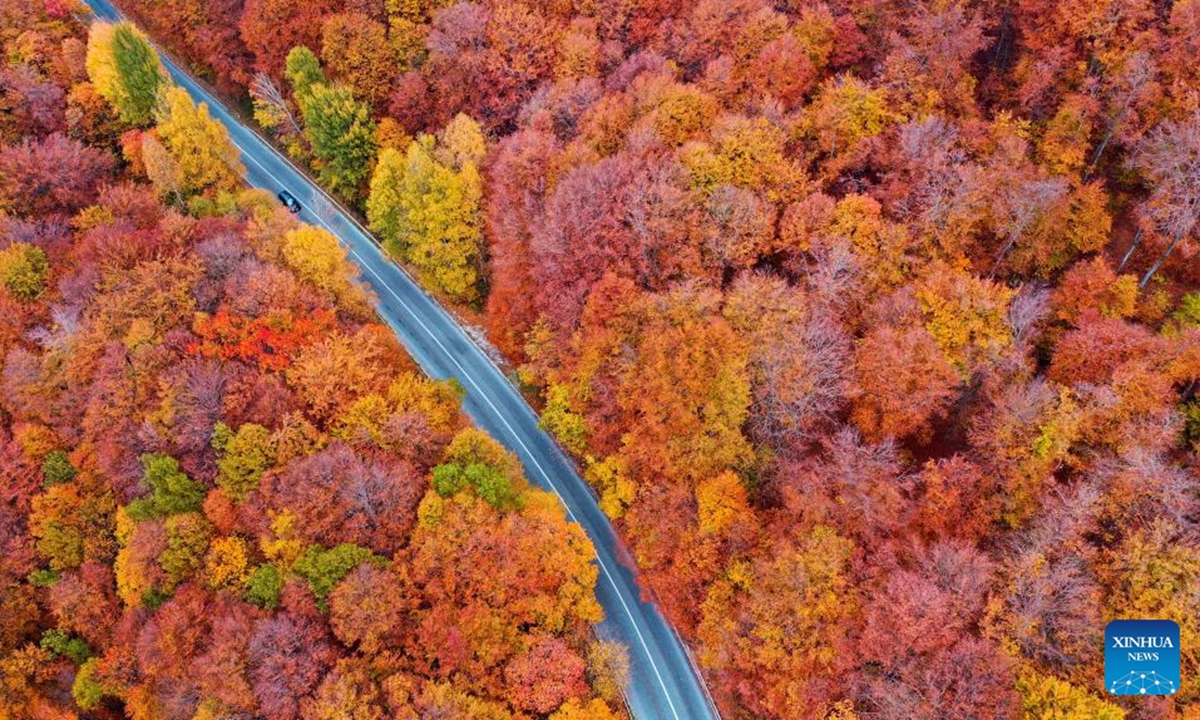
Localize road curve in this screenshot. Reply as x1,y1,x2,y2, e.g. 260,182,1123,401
79,1,721,718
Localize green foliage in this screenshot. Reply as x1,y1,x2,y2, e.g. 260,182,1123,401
215,423,274,499
210,421,233,453
285,47,376,200
431,462,467,496
297,83,378,201
142,587,172,609
244,563,284,609
367,132,484,302
40,629,92,665
432,461,521,510
285,46,326,100
28,568,60,587
72,658,111,710
159,513,213,584
41,450,77,487
86,22,166,126
1183,401,1200,453
469,466,515,512
0,242,49,301
125,453,204,520
293,544,383,609
1172,292,1200,329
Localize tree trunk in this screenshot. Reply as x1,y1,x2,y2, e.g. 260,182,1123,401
1085,130,1115,182
1116,227,1143,272
989,236,1018,278
1139,230,1184,288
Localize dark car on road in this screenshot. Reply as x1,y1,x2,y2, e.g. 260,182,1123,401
278,190,302,214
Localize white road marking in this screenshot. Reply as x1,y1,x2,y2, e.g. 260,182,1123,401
90,4,696,711
228,99,688,720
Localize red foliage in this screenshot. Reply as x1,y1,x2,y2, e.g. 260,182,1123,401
0,132,114,217
238,0,339,79
249,582,341,720
503,637,589,714
253,442,425,556
1049,314,1165,386
189,307,337,372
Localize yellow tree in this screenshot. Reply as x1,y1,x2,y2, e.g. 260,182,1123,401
0,243,49,301
549,699,620,720
435,112,487,170
367,131,484,302
1016,671,1125,720
281,225,367,310
154,87,244,197
698,526,859,717
141,131,183,200
85,22,166,126
1107,521,1200,702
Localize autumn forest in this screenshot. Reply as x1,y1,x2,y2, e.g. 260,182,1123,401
2,0,1200,718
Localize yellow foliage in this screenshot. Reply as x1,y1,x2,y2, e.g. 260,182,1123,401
585,639,629,705
114,543,150,606
1017,671,1125,719
1040,102,1094,176
1062,182,1112,259
539,383,589,455
804,75,897,158
141,131,182,199
0,242,49,301
696,470,750,537
13,423,58,463
367,138,485,302
416,491,445,529
281,225,367,310
115,505,137,547
652,85,718,146
916,264,1014,372
793,5,837,70
387,371,463,433
823,700,860,720
205,536,250,590
549,699,620,720
85,22,166,125
585,454,636,519
154,87,244,197
443,427,526,486
1110,522,1200,700
556,25,601,78
376,117,411,152
519,490,605,627
436,113,486,170
684,115,802,200
831,194,912,290
260,509,304,568
332,394,391,445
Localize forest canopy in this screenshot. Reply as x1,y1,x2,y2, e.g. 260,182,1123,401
0,4,621,719
7,0,1200,717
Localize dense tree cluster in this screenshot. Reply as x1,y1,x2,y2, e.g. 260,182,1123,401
0,4,618,719
16,0,1200,716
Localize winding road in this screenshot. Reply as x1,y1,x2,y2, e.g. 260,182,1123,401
80,1,721,718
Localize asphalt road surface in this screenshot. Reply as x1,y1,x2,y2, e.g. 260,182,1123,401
80,1,722,718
